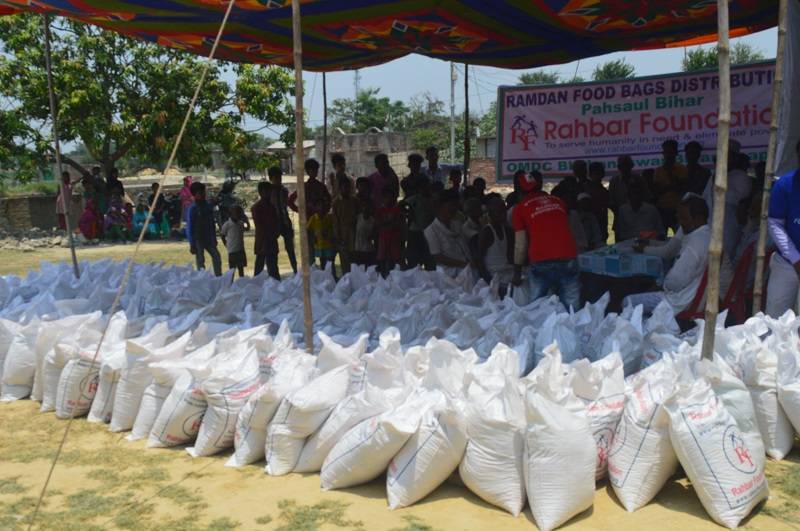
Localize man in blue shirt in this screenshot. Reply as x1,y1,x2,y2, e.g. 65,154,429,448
766,140,800,317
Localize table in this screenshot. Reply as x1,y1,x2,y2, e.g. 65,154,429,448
579,240,669,312
578,240,666,283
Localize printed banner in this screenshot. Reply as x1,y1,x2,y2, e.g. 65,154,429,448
496,61,775,181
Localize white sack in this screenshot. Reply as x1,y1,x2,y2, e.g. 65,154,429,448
87,349,125,424
741,344,794,460
777,346,800,434
265,365,350,475
666,380,768,529
40,342,78,411
523,391,595,531
569,352,625,480
608,363,678,512
55,357,100,419
226,353,316,468
1,320,40,401
387,395,467,509
147,373,207,448
459,370,526,516
109,324,176,432
295,385,400,473
697,356,765,460
187,347,261,457
320,391,433,490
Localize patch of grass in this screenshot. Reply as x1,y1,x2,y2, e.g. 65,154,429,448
0,476,26,495
205,516,241,530
274,499,363,531
65,489,125,519
255,514,273,525
391,515,436,531
763,460,800,524
157,484,204,507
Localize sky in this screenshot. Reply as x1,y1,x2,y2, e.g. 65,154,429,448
269,28,778,136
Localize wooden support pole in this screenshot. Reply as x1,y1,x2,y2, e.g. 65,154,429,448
322,72,328,186
43,14,80,279
463,63,471,181
753,0,788,313
701,0,731,360
292,0,314,352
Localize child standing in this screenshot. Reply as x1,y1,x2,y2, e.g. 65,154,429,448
187,182,222,276
55,171,72,232
221,205,248,278
375,187,404,276
307,198,336,277
251,181,280,280
332,178,358,275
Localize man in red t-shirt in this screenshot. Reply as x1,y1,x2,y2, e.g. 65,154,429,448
511,171,580,309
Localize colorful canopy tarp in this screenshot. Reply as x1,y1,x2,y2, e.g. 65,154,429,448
0,1,777,71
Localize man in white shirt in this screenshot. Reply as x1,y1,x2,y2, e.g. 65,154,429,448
703,150,752,257
623,195,711,314
424,189,471,274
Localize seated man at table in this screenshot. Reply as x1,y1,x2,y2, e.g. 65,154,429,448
615,181,665,242
622,195,711,314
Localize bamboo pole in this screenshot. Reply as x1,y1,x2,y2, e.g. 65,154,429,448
753,0,788,313
463,63,471,181
292,0,314,353
700,0,731,361
43,14,80,279
322,72,328,186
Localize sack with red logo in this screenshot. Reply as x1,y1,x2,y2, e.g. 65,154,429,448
569,352,625,480
608,361,678,512
665,379,768,529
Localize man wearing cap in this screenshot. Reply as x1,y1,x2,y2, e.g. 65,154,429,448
766,140,800,317
511,171,580,310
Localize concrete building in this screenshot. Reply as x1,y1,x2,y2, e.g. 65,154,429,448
315,129,409,178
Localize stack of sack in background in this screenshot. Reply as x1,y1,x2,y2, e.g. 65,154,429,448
0,260,799,530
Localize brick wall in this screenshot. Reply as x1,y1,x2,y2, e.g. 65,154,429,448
470,158,497,185
0,194,82,231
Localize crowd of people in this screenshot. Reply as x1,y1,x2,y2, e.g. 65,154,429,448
56,166,184,243
54,138,800,321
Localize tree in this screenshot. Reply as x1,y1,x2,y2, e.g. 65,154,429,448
329,87,409,133
592,59,636,81
478,101,497,138
682,42,767,71
0,13,295,181
518,71,560,85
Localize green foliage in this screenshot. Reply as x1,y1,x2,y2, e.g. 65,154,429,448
592,59,636,81
518,71,560,85
329,87,409,133
478,101,497,138
0,14,294,181
682,42,767,71
391,515,437,531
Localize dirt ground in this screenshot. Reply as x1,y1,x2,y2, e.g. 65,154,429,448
0,400,798,531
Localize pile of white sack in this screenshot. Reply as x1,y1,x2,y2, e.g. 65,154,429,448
1,260,798,530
